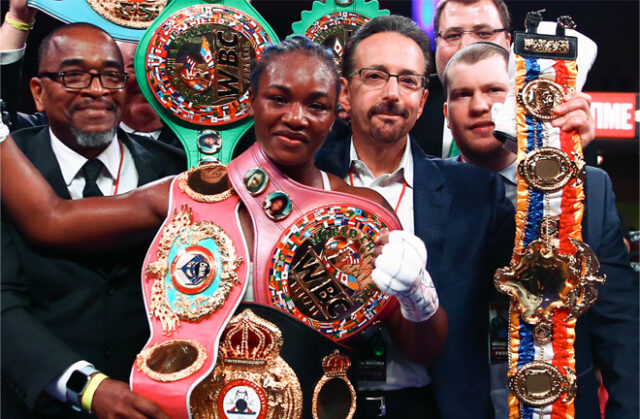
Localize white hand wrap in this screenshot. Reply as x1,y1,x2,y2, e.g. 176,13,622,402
371,230,439,322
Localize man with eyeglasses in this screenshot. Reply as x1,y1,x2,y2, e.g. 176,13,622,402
316,15,516,418
1,23,183,418
410,0,594,159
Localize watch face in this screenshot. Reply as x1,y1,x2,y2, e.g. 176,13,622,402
67,370,90,393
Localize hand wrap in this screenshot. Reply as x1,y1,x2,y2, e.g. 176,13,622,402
371,230,439,322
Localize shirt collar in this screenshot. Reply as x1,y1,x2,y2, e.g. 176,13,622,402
500,159,518,185
49,128,121,186
348,135,414,188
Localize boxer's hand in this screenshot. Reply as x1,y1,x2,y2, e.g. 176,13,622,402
372,230,439,322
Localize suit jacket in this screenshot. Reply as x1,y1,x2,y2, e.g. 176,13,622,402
571,167,639,418
410,74,445,158
316,133,516,418
1,126,186,418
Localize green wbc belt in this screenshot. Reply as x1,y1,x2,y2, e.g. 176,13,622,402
136,0,278,167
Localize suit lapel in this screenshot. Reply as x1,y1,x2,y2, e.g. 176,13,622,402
411,141,450,287
118,129,158,186
17,127,72,200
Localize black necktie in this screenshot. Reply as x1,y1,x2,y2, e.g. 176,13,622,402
82,159,104,198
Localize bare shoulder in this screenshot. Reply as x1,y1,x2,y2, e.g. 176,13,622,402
326,172,394,212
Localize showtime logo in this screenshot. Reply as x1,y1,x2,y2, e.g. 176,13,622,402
588,92,638,139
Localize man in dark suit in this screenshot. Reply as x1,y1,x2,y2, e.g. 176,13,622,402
316,15,515,418
442,41,638,418
1,23,184,418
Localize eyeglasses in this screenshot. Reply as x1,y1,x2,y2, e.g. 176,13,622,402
348,68,426,91
435,27,506,45
38,70,129,89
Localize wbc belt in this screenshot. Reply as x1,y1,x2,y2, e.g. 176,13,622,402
291,0,389,71
136,0,278,167
494,12,605,419
132,164,247,419
227,143,401,341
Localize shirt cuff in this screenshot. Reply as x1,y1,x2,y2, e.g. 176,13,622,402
44,360,94,402
0,46,26,65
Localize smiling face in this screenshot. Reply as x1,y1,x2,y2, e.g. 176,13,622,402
31,26,125,151
340,32,429,147
250,51,337,168
443,55,510,165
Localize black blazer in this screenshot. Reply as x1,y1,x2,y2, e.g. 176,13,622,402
410,74,446,158
1,126,186,418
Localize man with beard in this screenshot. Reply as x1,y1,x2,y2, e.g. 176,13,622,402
1,23,183,418
316,15,515,418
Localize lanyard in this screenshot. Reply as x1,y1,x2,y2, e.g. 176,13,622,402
112,141,124,195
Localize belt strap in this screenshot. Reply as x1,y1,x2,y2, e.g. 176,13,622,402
132,168,247,419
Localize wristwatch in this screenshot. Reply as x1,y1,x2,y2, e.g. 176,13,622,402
66,365,99,409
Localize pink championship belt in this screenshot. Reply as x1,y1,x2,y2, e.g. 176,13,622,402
131,165,247,418
227,143,401,341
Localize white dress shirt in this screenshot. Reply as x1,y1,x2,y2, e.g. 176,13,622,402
50,128,139,198
346,136,431,391
347,137,415,234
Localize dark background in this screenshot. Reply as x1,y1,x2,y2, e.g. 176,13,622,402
1,0,638,229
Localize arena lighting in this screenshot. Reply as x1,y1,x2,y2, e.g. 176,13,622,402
413,0,439,50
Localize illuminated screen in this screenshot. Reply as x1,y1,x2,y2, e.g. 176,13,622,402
413,0,439,50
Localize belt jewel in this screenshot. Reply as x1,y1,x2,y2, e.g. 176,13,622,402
493,11,605,418
291,0,389,71
136,0,279,167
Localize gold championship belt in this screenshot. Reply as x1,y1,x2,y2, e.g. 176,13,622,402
494,11,605,418
227,144,401,342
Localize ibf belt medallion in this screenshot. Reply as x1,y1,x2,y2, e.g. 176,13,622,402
145,4,274,126
86,0,166,28
190,309,303,419
517,78,568,121
291,0,389,70
146,204,242,334
268,205,391,341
